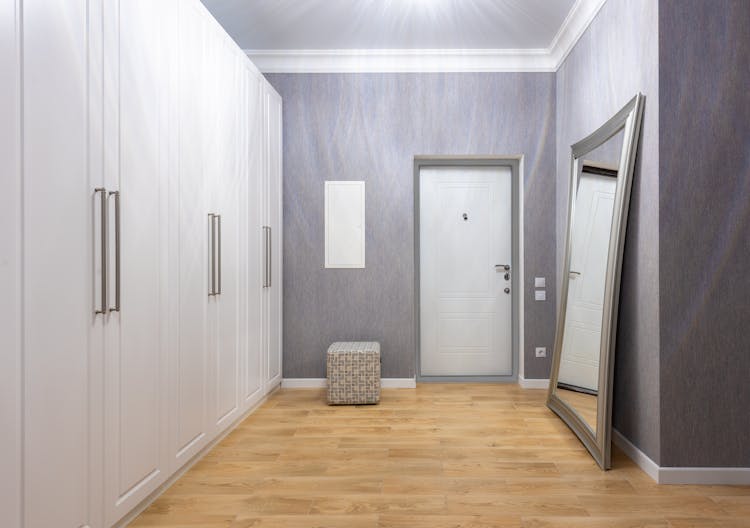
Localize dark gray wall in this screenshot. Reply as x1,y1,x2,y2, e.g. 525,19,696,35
659,0,750,467
555,0,661,462
266,73,557,379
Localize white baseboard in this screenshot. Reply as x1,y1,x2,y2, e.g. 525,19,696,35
612,429,660,482
281,378,417,389
518,376,549,389
381,378,417,388
613,429,750,485
281,378,327,388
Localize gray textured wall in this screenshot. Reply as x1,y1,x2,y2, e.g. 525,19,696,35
555,0,661,461
266,73,557,380
659,0,750,467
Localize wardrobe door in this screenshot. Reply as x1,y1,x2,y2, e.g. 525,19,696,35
266,87,284,389
171,0,211,469
101,1,171,522
244,67,264,409
206,25,243,435
22,0,101,526
0,1,22,526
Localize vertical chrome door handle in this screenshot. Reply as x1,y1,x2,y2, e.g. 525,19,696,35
262,226,270,288
95,188,109,315
109,190,120,312
216,214,222,295
267,226,272,288
208,213,216,296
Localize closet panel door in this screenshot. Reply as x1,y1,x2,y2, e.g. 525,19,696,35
267,89,283,388
244,68,264,409
21,1,100,526
0,1,22,526
206,26,242,433
102,0,171,522
171,0,210,468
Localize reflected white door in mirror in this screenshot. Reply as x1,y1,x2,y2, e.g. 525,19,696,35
548,94,645,469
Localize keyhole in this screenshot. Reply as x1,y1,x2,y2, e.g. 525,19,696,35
462,213,468,221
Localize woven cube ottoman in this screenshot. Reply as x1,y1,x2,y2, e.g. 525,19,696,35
326,341,381,405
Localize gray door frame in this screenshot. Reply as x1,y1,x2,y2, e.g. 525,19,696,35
414,156,523,382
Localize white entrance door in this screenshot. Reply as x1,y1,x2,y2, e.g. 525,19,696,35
420,166,513,376
558,170,617,392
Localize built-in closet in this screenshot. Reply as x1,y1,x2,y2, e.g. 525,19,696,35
1,1,282,527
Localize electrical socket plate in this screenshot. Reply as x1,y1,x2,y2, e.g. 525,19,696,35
535,347,547,358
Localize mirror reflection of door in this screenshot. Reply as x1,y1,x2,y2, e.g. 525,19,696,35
558,164,617,393
557,162,618,432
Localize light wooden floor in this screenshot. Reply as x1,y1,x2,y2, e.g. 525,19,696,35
130,384,750,528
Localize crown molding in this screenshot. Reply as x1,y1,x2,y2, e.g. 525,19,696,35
245,0,607,73
548,0,608,69
246,48,555,73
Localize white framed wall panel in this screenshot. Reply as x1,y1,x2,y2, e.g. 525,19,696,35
324,181,366,268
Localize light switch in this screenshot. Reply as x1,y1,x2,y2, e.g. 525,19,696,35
535,347,547,358
535,277,546,288
535,290,546,301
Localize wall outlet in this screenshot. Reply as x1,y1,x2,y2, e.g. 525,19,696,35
535,347,547,358
535,277,546,288
535,290,546,301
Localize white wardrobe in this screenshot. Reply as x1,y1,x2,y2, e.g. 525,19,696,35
0,1,283,527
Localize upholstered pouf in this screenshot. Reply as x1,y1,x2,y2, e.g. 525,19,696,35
326,341,381,405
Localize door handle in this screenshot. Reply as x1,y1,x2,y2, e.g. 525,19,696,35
263,226,271,288
216,214,222,295
109,191,121,312
267,226,272,288
208,213,216,296
569,271,581,277
495,264,511,271
95,188,108,315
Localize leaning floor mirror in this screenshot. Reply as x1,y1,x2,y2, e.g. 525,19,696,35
547,94,645,469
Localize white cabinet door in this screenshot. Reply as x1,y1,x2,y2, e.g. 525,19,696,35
206,25,242,434
171,0,211,469
0,2,22,526
244,67,264,409
266,88,283,389
21,1,101,526
101,1,171,523
261,83,283,393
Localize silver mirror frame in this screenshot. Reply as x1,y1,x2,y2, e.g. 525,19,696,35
547,93,645,469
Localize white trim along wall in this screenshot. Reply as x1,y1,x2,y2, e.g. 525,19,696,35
613,430,750,485
282,378,417,389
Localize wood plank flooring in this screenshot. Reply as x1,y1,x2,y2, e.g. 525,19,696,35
130,384,750,528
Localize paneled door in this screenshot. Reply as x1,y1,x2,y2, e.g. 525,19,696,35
101,1,171,523
261,85,283,392
21,0,99,526
243,66,264,409
558,170,617,392
171,0,211,469
420,166,513,376
205,25,243,434
266,88,283,389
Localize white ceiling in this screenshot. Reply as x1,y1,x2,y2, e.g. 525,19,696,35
199,0,606,72
201,0,576,50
